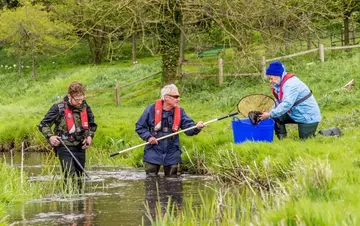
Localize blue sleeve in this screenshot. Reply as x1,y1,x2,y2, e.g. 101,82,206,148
269,81,299,118
180,108,201,136
135,105,154,142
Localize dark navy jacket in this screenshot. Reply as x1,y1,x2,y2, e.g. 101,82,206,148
135,103,201,166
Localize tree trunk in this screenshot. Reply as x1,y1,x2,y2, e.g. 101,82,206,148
343,13,350,46
132,32,137,64
87,28,105,65
18,57,22,77
32,55,36,81
179,29,186,63
159,0,181,84
307,32,311,50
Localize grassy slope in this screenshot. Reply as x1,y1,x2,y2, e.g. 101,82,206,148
1,49,360,224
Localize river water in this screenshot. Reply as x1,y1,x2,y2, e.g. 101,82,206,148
2,152,213,226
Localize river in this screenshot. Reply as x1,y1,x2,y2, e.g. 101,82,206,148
2,152,213,226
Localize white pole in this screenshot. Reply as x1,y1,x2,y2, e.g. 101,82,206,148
21,142,24,187
110,112,238,157
319,43,325,63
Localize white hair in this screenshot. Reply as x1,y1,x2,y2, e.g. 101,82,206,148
161,84,178,99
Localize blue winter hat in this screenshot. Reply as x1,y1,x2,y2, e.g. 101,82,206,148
266,61,286,77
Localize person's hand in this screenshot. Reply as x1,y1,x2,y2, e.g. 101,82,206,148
82,136,92,150
259,112,270,121
148,136,158,145
196,121,205,129
49,135,61,147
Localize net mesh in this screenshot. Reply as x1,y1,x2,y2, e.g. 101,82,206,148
237,94,275,117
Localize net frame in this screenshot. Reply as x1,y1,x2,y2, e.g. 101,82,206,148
236,94,276,117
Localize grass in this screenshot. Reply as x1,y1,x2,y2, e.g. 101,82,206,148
1,42,360,224
0,161,42,225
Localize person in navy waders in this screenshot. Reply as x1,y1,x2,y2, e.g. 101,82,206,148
259,61,321,140
135,84,204,176
38,82,97,189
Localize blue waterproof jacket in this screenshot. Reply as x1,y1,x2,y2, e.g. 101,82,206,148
135,103,201,166
270,75,321,123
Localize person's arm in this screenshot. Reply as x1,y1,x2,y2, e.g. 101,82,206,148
269,82,299,118
135,105,154,142
86,103,97,138
180,109,203,136
38,104,59,140
38,104,62,146
82,103,98,149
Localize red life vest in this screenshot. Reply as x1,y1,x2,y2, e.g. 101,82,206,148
154,99,181,132
271,73,295,102
63,102,89,134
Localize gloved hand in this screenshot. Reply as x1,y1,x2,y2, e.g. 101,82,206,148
248,111,262,125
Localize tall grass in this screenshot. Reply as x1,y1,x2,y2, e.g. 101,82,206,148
145,144,360,225
0,161,42,225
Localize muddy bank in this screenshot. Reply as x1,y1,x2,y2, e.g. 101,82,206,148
0,139,50,152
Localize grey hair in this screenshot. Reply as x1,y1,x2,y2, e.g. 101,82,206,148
161,84,178,99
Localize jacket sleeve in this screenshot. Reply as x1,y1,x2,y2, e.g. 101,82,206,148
38,104,59,139
180,108,201,136
86,103,97,138
135,105,153,142
269,81,299,118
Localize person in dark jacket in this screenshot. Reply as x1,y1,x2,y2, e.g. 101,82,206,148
38,82,97,189
135,84,204,176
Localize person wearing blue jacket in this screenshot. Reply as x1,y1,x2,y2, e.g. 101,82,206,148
259,61,321,140
135,84,204,176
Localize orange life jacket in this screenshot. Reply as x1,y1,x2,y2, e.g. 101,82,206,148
271,73,295,102
154,99,180,132
63,102,89,134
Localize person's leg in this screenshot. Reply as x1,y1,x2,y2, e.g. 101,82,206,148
56,146,76,188
272,113,296,139
298,122,319,140
164,164,178,177
73,147,86,190
145,162,160,176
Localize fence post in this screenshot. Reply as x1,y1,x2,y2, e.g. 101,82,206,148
319,43,325,63
115,84,120,106
218,57,223,86
261,56,267,78
352,29,356,45
177,61,182,81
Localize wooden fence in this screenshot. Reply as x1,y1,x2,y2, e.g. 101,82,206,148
181,44,360,86
86,71,161,106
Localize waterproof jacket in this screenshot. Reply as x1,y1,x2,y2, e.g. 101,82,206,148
270,75,321,124
135,103,201,166
38,96,97,146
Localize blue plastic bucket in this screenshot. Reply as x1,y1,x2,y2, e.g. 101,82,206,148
231,118,275,144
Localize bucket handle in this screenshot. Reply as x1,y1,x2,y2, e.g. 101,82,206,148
232,116,244,123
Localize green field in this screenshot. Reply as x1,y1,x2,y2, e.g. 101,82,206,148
1,45,360,224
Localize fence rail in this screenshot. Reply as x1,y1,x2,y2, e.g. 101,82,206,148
181,43,360,85
86,71,161,106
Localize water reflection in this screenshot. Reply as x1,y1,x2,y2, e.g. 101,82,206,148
144,176,183,224
3,152,212,226
10,196,95,226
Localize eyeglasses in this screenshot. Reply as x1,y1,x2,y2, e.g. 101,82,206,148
71,95,84,102
167,94,180,99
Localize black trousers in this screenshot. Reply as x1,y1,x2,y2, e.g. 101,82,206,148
56,144,85,187
273,113,319,140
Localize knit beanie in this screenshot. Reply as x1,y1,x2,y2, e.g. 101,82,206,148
266,61,286,77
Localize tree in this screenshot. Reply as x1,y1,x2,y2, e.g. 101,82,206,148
54,0,134,65
0,2,77,79
331,0,360,45
0,0,19,9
